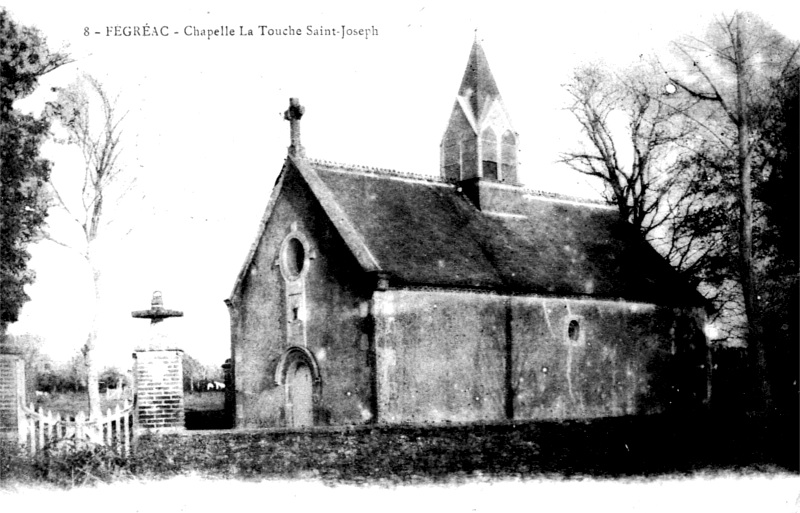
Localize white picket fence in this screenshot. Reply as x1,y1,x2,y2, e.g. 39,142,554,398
18,400,134,457
104,387,128,400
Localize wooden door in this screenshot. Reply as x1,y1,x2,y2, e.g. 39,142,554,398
287,362,313,427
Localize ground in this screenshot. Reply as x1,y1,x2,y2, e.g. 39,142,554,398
2,473,799,513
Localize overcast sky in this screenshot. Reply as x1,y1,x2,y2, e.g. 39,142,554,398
4,0,798,369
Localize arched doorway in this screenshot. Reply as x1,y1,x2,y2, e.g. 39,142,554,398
286,361,313,427
275,347,320,428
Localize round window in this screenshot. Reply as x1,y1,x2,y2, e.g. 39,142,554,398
567,319,581,342
284,237,305,277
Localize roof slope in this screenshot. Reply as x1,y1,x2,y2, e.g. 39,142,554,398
288,158,700,306
458,40,501,120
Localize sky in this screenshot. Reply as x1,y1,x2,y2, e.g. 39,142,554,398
4,0,799,369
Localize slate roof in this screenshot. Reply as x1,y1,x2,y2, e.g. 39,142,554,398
230,156,703,307
458,40,501,120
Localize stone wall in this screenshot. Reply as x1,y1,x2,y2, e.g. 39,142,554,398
373,289,708,424
510,297,707,419
373,290,507,424
0,349,24,442
130,413,795,478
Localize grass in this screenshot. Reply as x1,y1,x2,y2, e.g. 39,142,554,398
184,391,229,430
1,438,131,488
30,392,130,418
29,391,229,430
30,390,225,417
184,391,225,412
3,397,795,488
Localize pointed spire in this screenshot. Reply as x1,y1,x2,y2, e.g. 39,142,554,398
441,37,518,184
457,39,500,120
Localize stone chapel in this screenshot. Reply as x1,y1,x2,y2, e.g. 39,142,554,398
225,40,710,428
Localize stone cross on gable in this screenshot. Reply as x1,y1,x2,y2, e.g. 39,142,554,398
284,97,306,158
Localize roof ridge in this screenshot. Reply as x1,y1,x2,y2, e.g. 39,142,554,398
306,158,446,184
517,186,611,207
307,157,610,206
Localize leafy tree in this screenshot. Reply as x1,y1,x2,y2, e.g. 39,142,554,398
5,332,50,395
58,352,88,393
183,352,204,393
99,366,128,392
204,362,223,383
45,74,133,418
35,369,60,393
667,11,800,411
0,8,69,338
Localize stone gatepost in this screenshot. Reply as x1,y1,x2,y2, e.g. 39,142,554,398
131,291,185,432
0,341,25,443
222,358,234,425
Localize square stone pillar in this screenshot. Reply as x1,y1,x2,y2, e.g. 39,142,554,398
133,349,185,432
222,358,234,425
0,345,25,443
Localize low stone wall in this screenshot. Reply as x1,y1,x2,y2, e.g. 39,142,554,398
130,414,797,480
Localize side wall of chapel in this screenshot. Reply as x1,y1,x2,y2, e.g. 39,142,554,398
373,289,708,424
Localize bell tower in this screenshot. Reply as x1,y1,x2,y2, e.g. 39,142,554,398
440,39,518,184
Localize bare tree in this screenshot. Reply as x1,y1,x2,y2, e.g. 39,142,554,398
667,11,800,411
561,60,699,237
45,74,133,419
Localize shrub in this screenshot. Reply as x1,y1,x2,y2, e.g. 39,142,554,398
0,441,37,484
32,437,130,487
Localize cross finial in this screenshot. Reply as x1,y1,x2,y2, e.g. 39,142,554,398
284,97,306,158
132,290,183,325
